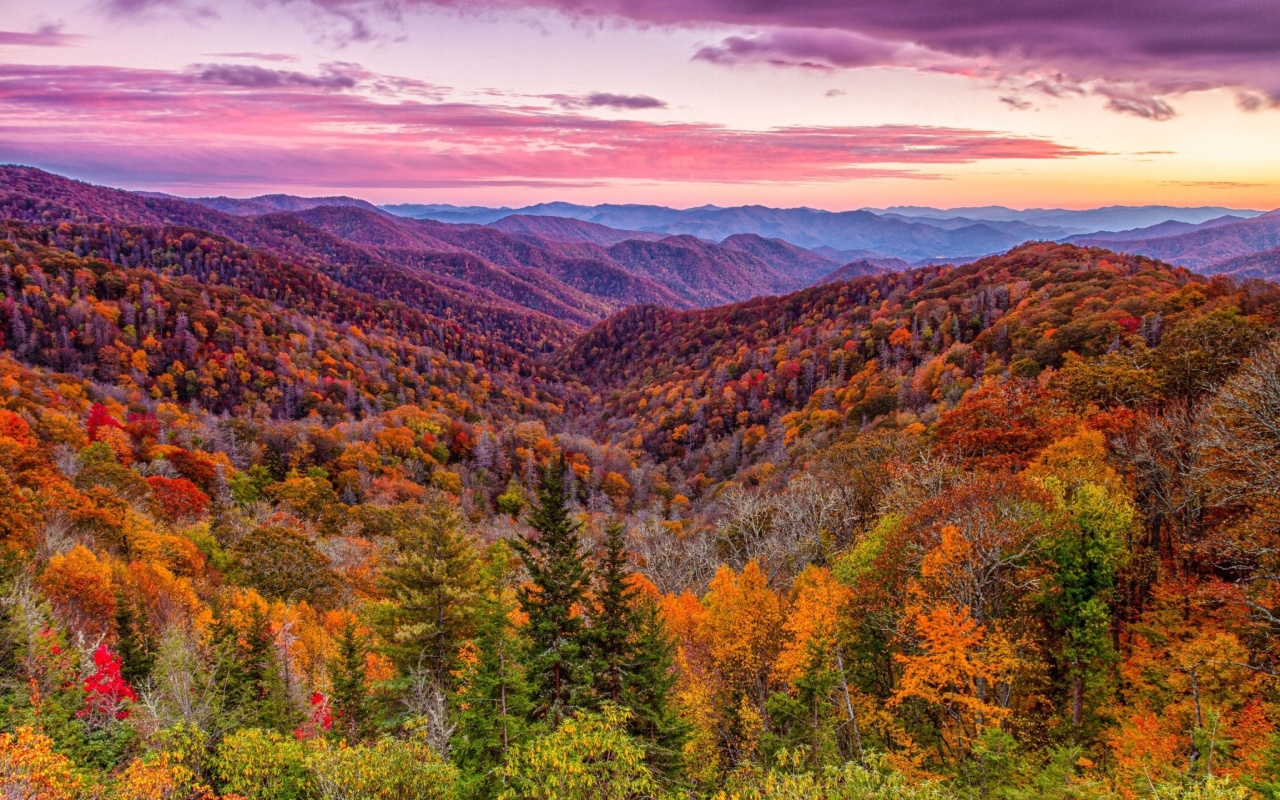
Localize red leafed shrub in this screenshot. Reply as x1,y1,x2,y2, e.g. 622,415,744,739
165,449,220,494
146,476,211,522
312,691,333,731
79,645,137,725
125,412,161,443
86,403,123,442
294,691,333,739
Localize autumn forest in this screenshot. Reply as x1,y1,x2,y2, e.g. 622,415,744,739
3,167,1280,800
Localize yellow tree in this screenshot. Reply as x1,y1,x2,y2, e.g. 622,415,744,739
891,527,1029,768
0,726,84,800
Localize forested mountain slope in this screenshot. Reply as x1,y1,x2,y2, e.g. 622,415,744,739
2,168,851,326
562,242,1280,486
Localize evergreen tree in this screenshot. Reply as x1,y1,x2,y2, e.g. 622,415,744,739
587,520,685,779
329,616,370,742
513,458,590,725
764,638,842,769
453,542,532,800
211,601,297,733
375,502,481,685
113,593,154,687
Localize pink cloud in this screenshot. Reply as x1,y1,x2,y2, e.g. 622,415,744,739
107,0,1276,117
0,62,1095,191
202,52,302,63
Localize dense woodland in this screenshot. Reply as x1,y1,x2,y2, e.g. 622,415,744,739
4,171,1280,799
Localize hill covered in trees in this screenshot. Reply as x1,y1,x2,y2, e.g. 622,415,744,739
4,169,1280,799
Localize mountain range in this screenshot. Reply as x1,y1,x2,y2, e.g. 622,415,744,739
381,199,1275,268
1072,210,1280,276
12,167,1280,316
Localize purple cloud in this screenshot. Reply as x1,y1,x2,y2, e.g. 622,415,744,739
189,63,359,90
1093,84,1178,120
109,0,1274,118
0,24,84,47
203,52,301,62
694,28,972,74
550,92,668,110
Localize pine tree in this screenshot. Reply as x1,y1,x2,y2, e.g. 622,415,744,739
211,602,297,733
375,502,481,684
587,520,685,778
590,521,633,706
453,541,532,800
329,617,370,742
513,458,590,725
113,594,154,687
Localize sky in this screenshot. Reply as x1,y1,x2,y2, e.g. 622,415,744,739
1,0,1279,209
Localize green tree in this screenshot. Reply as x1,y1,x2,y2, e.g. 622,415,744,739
329,617,371,742
588,520,684,776
1043,481,1130,736
495,478,525,519
211,602,298,733
453,542,533,800
374,503,481,684
513,459,591,725
113,592,154,687
308,736,459,800
214,728,315,800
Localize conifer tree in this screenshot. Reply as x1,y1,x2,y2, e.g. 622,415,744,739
587,520,685,777
211,602,297,733
329,617,370,742
113,594,154,687
453,542,532,800
375,503,481,684
514,458,590,725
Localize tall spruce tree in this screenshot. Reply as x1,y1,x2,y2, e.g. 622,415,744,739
588,520,686,778
114,593,154,687
210,601,298,733
329,616,371,742
514,458,590,725
453,541,532,800
375,502,481,685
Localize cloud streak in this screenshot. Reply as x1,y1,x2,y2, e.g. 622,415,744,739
0,62,1095,191
202,52,301,62
551,92,668,110
0,24,85,47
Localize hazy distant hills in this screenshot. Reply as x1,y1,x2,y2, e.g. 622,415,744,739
1071,215,1251,243
185,193,383,216
385,201,1267,264
387,202,1025,262
489,214,664,246
1072,210,1280,276
869,204,1263,231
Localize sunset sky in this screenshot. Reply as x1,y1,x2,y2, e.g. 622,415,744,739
2,0,1278,209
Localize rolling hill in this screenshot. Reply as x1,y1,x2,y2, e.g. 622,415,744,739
1073,209,1280,276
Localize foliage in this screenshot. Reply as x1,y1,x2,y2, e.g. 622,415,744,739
4,190,1280,799
308,737,459,800
213,728,314,800
496,705,663,800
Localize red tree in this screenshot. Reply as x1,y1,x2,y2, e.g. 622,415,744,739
146,476,210,523
79,645,137,726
